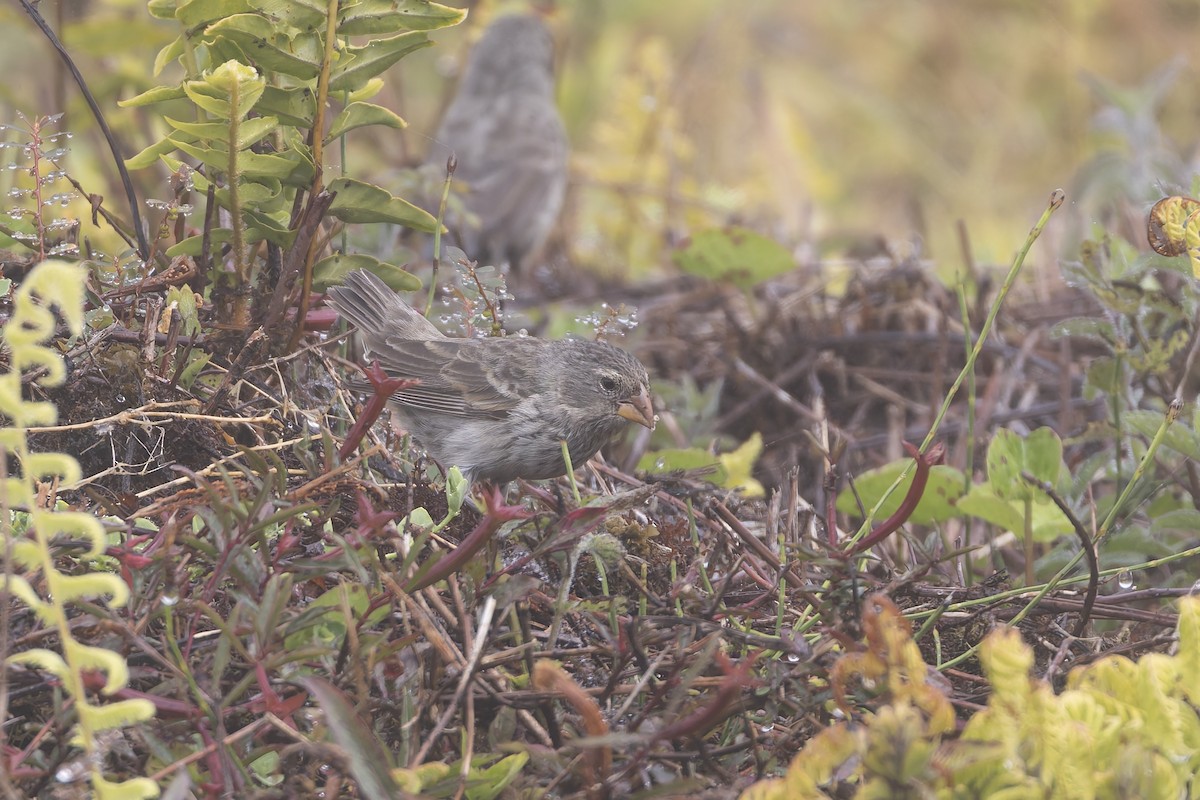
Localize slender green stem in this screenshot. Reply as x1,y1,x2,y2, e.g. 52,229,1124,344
425,158,456,317
848,191,1065,547
956,278,977,585
560,440,582,506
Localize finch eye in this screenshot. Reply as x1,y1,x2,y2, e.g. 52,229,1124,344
599,375,619,393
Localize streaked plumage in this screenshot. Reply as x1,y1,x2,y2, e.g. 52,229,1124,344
327,270,654,484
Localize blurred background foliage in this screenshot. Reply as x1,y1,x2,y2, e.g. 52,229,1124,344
0,0,1198,277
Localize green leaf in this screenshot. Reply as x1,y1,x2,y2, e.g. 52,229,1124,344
258,85,317,127
204,15,323,81
166,220,293,256
327,177,439,231
175,0,257,27
125,137,179,170
184,60,265,119
1083,356,1122,398
445,467,467,516
255,0,327,30
339,0,467,34
119,84,187,108
165,286,202,336
312,253,421,293
331,31,431,93
300,677,400,799
718,432,765,497
957,485,1074,542
347,79,385,104
326,102,406,142
1049,317,1116,343
466,753,529,800
985,427,1063,502
836,462,966,526
153,34,187,76
402,507,435,529
165,115,279,149
673,226,795,288
147,0,183,20
177,352,211,391
170,138,309,183
1125,409,1200,461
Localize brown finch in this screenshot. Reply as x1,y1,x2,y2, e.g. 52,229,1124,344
425,14,569,271
327,270,654,484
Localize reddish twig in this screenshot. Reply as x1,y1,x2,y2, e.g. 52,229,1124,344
402,485,529,593
336,362,417,461
844,441,945,557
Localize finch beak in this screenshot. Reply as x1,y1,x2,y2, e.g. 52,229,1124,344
617,388,656,429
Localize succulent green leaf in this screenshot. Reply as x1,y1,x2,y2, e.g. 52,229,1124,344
258,85,317,127
339,0,467,34
204,15,323,81
445,467,467,515
118,83,186,107
331,31,431,92
326,102,406,142
327,177,439,230
313,253,420,293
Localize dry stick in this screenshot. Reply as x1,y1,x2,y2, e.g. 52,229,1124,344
710,501,815,599
532,661,612,799
63,174,142,256
280,190,337,351
715,355,814,431
384,578,464,668
199,328,267,415
411,596,497,768
730,357,849,439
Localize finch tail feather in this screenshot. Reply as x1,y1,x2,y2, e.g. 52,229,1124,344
326,270,443,340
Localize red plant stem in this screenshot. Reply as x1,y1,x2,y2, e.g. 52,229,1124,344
337,362,417,461
403,485,528,593
844,441,945,557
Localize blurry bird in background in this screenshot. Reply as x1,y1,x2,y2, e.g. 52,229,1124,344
424,13,569,274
